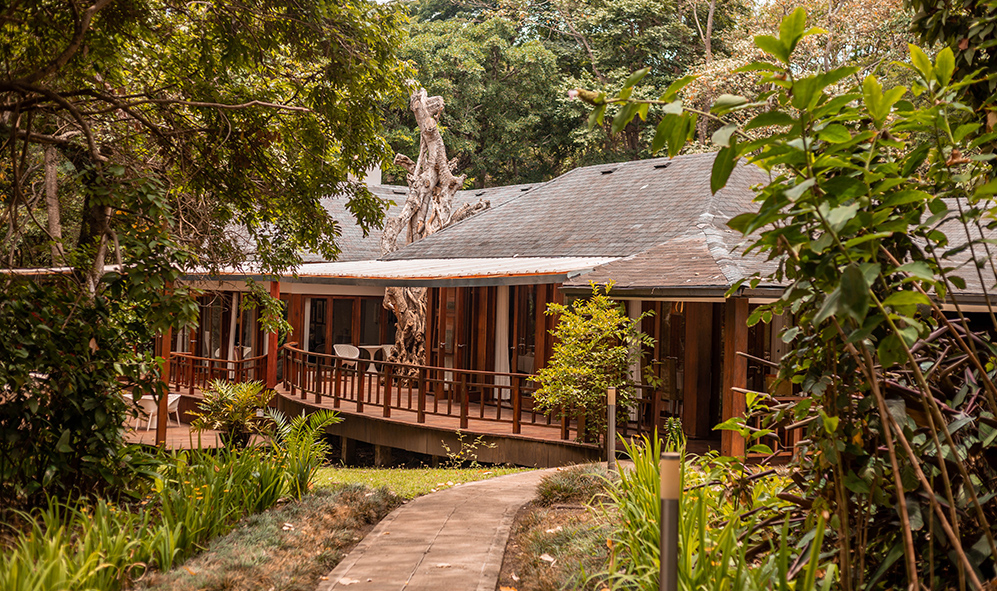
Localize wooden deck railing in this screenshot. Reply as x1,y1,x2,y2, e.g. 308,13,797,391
279,345,583,439
170,352,267,395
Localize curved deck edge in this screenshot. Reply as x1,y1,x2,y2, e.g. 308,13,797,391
275,393,602,468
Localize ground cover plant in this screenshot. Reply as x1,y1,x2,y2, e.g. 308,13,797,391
576,7,997,587
498,464,615,591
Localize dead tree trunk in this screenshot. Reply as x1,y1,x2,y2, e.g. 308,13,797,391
381,87,489,373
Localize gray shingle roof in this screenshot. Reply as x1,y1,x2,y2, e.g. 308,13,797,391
384,153,768,261
305,183,538,262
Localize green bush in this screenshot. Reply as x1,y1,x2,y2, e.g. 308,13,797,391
597,434,834,590
265,408,341,499
189,380,274,448
534,283,653,442
0,279,166,510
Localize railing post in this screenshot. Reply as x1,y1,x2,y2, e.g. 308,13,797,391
315,361,323,405
188,357,195,396
460,374,469,430
333,358,342,409
417,366,427,423
356,360,364,413
298,355,308,400
289,351,296,397
382,363,391,418
512,377,521,434
561,407,570,440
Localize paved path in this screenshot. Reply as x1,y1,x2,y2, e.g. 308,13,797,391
317,469,553,591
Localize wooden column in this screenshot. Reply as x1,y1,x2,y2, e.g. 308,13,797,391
682,302,713,439
156,326,172,447
266,280,280,389
721,297,749,456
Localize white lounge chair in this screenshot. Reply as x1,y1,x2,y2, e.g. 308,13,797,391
133,393,182,431
333,344,361,369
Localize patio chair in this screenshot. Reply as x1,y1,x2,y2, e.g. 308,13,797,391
133,393,182,431
333,344,361,369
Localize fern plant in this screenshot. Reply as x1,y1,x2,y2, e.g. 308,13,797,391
264,409,341,499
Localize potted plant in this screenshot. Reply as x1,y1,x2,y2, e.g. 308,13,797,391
189,380,274,448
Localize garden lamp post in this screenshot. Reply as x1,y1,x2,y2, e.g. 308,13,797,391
607,386,616,470
660,451,680,591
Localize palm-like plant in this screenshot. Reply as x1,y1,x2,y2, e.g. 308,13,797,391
188,380,274,448
264,409,341,499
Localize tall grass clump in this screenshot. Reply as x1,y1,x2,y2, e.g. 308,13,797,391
0,411,338,591
597,434,835,590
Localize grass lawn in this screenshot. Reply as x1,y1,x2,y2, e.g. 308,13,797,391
316,464,529,499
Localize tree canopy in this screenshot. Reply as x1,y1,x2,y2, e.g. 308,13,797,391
0,0,409,507
383,0,745,186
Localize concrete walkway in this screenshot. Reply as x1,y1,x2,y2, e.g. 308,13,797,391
317,469,553,591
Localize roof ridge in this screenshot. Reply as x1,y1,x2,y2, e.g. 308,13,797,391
695,213,745,286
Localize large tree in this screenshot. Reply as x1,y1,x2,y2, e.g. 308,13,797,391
0,0,408,507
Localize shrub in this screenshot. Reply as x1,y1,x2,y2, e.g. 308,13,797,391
0,279,165,510
189,380,274,448
533,283,653,442
265,408,341,499
535,464,610,507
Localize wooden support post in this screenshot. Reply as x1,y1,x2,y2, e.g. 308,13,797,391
721,297,749,457
683,302,714,439
266,280,280,389
156,324,172,448
374,444,393,467
341,436,357,465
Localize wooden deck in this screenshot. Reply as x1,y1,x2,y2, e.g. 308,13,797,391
165,348,720,464
124,423,226,449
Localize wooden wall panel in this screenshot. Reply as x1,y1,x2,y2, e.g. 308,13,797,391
683,302,714,438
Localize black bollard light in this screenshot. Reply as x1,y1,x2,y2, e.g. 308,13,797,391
607,387,616,470
659,451,680,591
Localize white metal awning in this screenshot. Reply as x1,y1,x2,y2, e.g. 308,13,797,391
202,257,619,287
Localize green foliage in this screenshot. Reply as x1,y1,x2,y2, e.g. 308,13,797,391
534,283,653,442
535,464,610,507
588,7,997,588
597,434,833,590
906,0,997,114
0,446,291,591
0,278,163,510
264,408,342,499
386,0,747,186
189,380,274,448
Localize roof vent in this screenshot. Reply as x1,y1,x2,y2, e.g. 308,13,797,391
520,186,531,191
392,189,407,195
601,168,616,175
475,191,486,196
653,162,671,169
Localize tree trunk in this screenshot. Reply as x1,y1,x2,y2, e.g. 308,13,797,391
44,145,65,265
382,87,489,374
